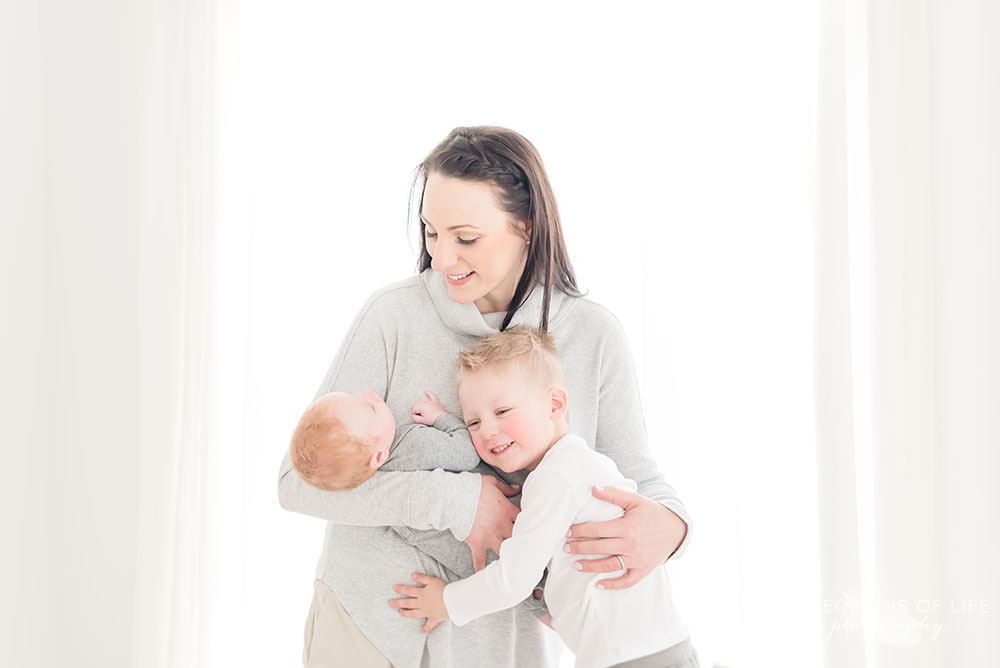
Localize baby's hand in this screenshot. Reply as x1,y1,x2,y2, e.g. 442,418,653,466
410,390,447,426
390,572,449,633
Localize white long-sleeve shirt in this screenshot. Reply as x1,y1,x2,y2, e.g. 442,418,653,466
444,434,690,668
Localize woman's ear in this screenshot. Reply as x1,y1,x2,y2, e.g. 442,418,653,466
549,387,568,420
520,219,532,243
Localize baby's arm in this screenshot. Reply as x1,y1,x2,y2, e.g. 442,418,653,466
391,469,579,629
380,391,481,474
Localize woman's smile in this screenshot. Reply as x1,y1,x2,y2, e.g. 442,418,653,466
446,271,475,286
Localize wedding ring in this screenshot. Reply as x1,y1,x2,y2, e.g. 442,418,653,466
615,554,626,571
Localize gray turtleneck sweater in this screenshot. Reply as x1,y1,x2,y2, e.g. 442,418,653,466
277,269,692,668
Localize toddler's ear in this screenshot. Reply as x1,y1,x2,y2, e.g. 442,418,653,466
549,387,568,418
369,449,387,469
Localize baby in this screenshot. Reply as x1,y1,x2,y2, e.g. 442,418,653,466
290,388,480,491
389,327,697,668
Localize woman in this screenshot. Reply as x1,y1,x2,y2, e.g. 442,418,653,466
278,126,693,668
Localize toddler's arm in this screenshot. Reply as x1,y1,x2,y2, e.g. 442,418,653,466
391,468,579,628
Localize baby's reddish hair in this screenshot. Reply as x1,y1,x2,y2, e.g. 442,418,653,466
289,397,376,491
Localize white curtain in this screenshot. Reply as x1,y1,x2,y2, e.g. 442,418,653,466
1,0,226,666
815,1,1000,667
132,0,248,666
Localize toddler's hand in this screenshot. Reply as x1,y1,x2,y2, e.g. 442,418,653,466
410,390,447,426
390,572,449,633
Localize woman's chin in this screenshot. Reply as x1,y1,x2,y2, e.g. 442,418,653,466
444,286,477,304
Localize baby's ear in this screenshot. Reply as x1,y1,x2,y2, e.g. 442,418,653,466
369,449,387,469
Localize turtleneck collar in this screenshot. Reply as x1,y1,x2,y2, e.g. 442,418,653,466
419,268,573,337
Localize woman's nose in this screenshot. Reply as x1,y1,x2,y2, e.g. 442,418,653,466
430,243,457,273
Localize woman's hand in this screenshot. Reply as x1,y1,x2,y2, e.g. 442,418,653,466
564,485,687,590
464,475,520,571
410,390,447,426
391,572,449,633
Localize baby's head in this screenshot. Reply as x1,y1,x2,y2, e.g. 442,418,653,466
456,326,569,473
289,389,396,491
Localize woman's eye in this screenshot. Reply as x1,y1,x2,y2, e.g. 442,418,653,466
456,237,478,246
425,229,438,240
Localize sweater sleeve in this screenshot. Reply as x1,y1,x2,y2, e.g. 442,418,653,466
443,470,578,626
276,290,481,540
381,414,482,473
592,308,693,560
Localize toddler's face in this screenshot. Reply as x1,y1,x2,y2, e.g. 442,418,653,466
322,390,396,456
458,365,557,473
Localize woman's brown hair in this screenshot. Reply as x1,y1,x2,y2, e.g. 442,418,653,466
410,126,583,331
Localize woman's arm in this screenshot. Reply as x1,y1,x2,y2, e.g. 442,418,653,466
278,451,481,535
563,307,692,586
277,291,480,537
277,289,520,558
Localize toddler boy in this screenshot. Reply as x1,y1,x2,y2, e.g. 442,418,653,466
389,327,697,668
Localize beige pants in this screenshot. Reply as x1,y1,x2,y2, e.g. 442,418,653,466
303,579,394,668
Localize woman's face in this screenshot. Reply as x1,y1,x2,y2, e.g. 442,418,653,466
421,172,530,314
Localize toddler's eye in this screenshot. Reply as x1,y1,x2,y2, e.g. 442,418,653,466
466,420,480,430
496,408,510,416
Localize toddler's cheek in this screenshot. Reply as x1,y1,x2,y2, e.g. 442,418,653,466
471,439,490,460
504,418,530,443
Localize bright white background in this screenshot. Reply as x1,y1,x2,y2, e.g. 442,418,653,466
5,1,997,667
233,2,817,667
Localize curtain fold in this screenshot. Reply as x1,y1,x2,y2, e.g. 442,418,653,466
814,0,870,662
928,0,1000,665
132,0,224,666
867,2,940,666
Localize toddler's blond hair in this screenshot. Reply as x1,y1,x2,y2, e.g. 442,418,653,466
289,398,377,491
456,326,565,391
